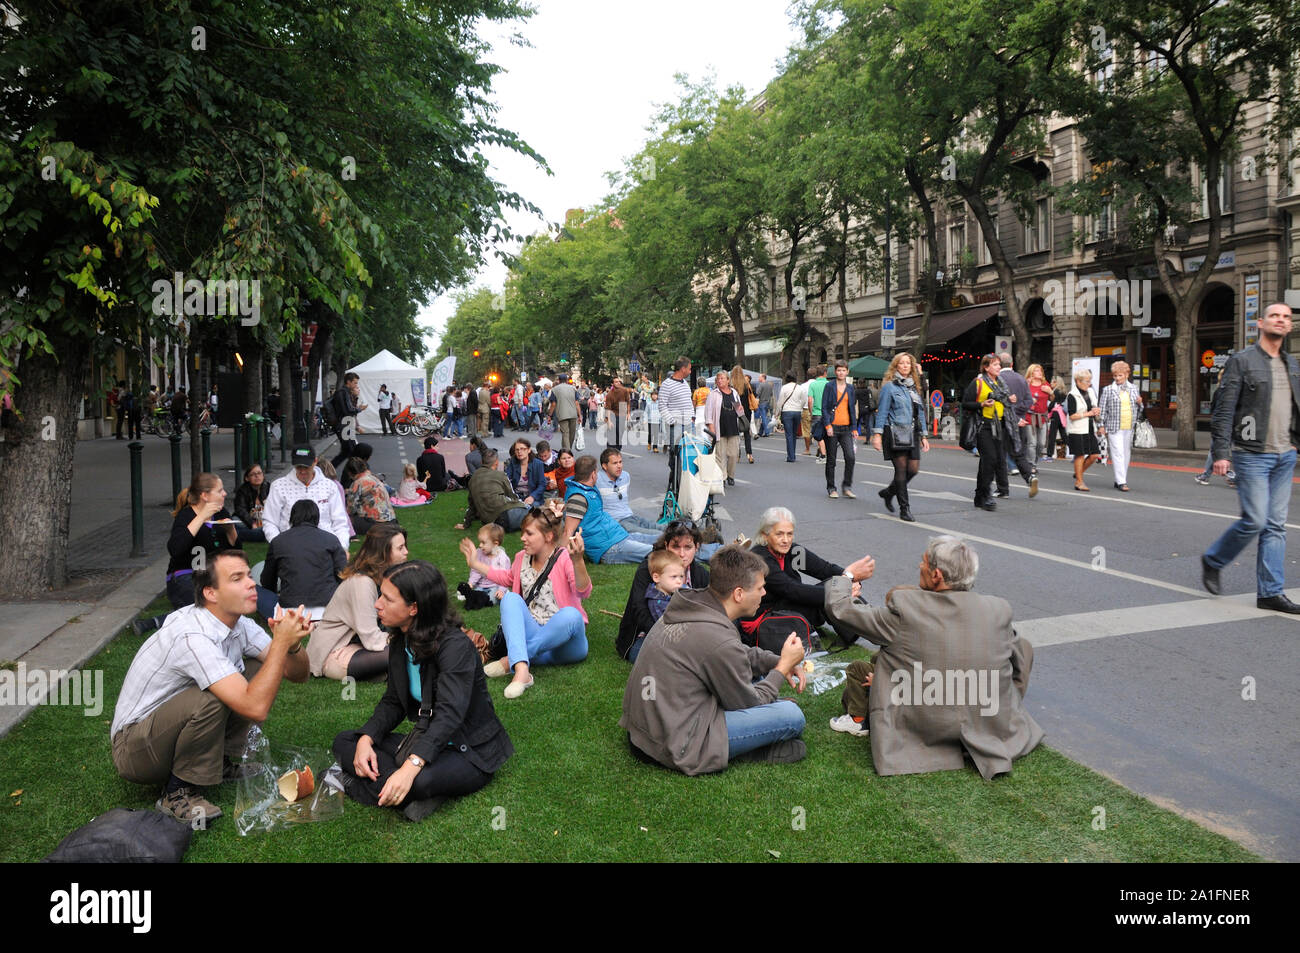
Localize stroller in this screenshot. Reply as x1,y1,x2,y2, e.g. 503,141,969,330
659,431,725,541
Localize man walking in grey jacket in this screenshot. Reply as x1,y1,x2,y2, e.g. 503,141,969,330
1202,302,1300,612
621,546,808,774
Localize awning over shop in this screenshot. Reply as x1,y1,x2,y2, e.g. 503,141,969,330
850,303,1000,354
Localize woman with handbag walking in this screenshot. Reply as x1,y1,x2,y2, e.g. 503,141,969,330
703,370,744,486
332,560,513,822
730,364,757,464
1066,368,1104,491
458,507,591,699
1099,360,1143,491
871,353,929,521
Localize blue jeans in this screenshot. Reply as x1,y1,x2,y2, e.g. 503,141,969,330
781,410,801,461
1204,449,1296,597
619,513,660,533
756,404,771,436
725,699,805,759
599,532,659,565
498,591,587,668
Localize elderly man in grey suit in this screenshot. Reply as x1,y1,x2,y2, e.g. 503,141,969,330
823,535,1043,779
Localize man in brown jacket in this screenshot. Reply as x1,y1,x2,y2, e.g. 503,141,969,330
823,535,1044,779
605,376,631,451
621,546,809,774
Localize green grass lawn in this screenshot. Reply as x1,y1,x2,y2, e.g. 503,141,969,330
0,494,1258,862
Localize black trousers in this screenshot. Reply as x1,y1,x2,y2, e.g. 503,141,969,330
332,729,491,807
332,431,357,468
379,408,392,434
824,428,856,491
975,423,1006,503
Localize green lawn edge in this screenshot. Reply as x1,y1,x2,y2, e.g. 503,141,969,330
0,494,1259,863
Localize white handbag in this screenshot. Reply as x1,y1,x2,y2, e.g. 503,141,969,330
1133,418,1156,449
574,424,585,451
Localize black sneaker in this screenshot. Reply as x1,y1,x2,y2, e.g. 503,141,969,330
402,795,449,822
1201,557,1220,596
735,739,807,764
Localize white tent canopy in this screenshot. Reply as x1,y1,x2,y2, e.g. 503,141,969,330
346,349,426,433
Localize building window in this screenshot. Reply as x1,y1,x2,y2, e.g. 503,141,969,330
1024,197,1050,254
1198,164,1231,218
1092,39,1115,91
979,210,999,265
947,222,966,271
1088,198,1117,242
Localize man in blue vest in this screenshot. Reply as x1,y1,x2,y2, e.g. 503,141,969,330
562,455,659,565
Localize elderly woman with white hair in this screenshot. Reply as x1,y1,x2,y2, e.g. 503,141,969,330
1099,360,1143,491
703,369,744,486
1066,368,1103,491
741,506,875,645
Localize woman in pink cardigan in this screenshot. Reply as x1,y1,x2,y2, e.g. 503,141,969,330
458,507,591,700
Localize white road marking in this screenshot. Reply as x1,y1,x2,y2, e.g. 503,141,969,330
856,461,1300,530
1015,590,1300,646
869,513,1210,598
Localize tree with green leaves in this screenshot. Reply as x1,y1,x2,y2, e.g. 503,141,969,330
0,0,540,591
620,76,769,366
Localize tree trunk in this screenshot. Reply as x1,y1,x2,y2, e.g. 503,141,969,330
957,184,1030,360
906,159,940,357
1153,154,1222,451
240,331,264,422
0,335,89,592
188,339,203,475
723,231,749,366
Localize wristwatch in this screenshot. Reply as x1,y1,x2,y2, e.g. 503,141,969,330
842,569,855,581
407,755,426,769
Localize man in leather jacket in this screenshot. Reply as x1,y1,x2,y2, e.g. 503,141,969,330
1202,302,1300,612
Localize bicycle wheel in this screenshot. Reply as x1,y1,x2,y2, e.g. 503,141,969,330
394,421,411,436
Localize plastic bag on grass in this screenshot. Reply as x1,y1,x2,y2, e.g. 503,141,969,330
233,735,345,835
803,652,853,696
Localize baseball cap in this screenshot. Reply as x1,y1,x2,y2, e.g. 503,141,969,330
292,446,316,467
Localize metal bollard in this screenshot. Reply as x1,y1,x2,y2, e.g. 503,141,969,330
169,432,183,502
201,427,212,473
279,413,288,464
262,419,272,471
233,421,244,477
129,441,145,557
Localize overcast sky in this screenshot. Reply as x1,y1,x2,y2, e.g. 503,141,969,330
415,0,804,360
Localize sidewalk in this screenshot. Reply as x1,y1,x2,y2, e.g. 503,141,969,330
0,429,335,737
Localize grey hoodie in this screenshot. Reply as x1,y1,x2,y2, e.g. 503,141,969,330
620,587,784,775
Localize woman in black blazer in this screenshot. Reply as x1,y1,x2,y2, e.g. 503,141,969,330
332,561,513,821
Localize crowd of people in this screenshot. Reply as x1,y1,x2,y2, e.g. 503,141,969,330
112,304,1300,830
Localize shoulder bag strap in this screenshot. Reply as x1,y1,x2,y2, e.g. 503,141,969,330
523,548,563,607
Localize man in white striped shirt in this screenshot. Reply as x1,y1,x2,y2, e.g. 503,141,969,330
658,356,696,448
111,550,310,826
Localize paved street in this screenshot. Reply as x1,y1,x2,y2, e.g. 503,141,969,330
351,420,1300,861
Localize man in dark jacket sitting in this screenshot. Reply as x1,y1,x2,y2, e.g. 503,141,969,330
261,500,347,618
620,546,809,775
454,448,528,532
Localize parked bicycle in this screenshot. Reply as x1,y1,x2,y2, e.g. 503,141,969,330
390,404,443,437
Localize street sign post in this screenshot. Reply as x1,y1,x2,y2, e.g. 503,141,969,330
881,315,896,348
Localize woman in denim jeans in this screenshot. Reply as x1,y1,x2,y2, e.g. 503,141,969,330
1023,363,1053,462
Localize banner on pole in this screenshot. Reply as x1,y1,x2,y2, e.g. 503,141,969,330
430,356,457,397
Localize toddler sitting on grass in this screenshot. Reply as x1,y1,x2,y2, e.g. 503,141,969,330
395,463,431,502
457,523,510,610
